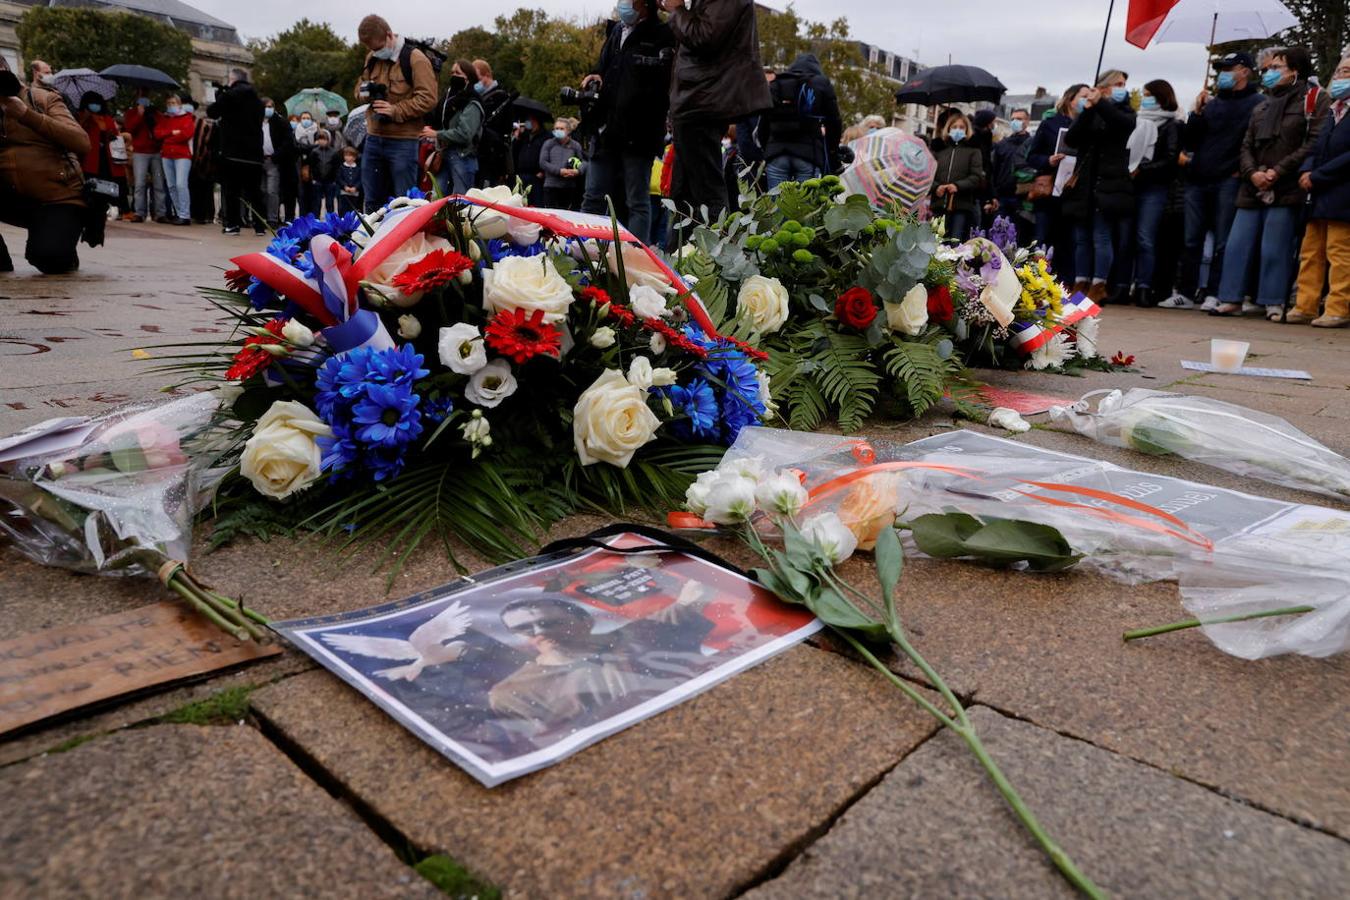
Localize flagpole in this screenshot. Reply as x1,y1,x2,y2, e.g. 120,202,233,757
1094,0,1116,84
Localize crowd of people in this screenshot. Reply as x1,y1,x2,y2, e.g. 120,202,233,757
1,1,1345,327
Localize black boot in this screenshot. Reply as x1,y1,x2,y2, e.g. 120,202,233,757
1134,286,1154,308
1106,284,1130,306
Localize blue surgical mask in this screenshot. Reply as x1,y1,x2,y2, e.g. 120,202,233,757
1216,71,1237,91
1330,78,1350,100
1111,87,1128,103
183,104,194,114
1140,95,1158,110
1075,98,1088,113
1261,68,1282,89
948,128,965,143
137,97,150,107
473,82,486,94
88,103,102,113
553,128,566,140
1009,118,1024,133
373,43,396,61
617,0,638,24
301,118,312,127
265,107,275,118
166,105,180,115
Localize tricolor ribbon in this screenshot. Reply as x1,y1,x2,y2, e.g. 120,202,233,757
1007,291,1101,356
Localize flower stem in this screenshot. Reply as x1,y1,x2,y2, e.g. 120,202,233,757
167,579,249,642
1123,605,1314,642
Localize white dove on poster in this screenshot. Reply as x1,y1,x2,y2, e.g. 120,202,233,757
321,600,474,682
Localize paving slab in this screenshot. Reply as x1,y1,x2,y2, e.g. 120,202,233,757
250,645,939,898
0,723,437,899
748,707,1350,898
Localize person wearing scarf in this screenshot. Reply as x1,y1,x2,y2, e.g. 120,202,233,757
1126,80,1182,307
1213,47,1330,319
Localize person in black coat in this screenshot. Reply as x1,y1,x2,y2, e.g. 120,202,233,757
991,108,1033,242
1289,59,1350,327
578,1,675,243
1128,79,1182,307
1062,69,1136,303
206,69,266,234
758,52,842,189
1027,85,1089,284
513,115,549,204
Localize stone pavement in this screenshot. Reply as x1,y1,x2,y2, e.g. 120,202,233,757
2,221,1349,897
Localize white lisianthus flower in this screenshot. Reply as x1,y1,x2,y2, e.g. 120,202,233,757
281,319,315,347
703,474,759,525
463,185,525,239
756,470,808,517
723,454,766,484
589,326,617,349
240,400,331,500
737,275,790,334
361,232,455,306
397,314,421,340
685,469,721,517
800,511,859,564
886,283,929,336
1074,315,1101,359
629,284,670,320
606,242,676,295
573,369,662,467
627,356,655,390
465,359,519,408
651,366,677,387
1026,332,1076,371
650,332,667,354
438,323,487,374
483,255,575,323
756,370,777,415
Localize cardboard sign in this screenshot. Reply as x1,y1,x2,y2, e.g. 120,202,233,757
0,602,281,735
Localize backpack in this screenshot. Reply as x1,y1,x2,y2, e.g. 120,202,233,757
399,39,446,85
768,71,819,125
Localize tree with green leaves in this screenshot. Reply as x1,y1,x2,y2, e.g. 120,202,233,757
248,19,367,104
757,4,809,69
490,9,605,108
1279,0,1348,82
16,7,191,88
807,18,896,126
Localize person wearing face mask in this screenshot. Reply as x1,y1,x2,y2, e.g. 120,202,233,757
757,52,843,191
1125,80,1181,307
259,98,298,226
470,59,515,188
513,115,549,202
123,89,168,224
991,108,1034,241
355,13,439,210
294,112,319,148
1213,47,1330,319
1027,85,1089,286
188,103,217,225
1288,55,1350,328
423,59,484,195
322,110,347,151
153,94,194,225
539,118,587,209
206,68,266,235
930,114,985,240
28,59,54,92
1062,69,1137,305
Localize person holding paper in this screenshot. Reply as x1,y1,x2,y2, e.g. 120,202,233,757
1028,84,1088,286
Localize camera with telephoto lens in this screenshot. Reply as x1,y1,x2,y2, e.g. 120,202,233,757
559,85,601,110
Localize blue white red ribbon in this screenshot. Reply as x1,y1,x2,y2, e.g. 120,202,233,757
1007,291,1101,355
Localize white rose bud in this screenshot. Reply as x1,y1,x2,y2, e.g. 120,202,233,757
627,356,655,391
800,512,859,565
703,473,759,525
281,319,315,347
737,275,790,334
261,343,290,357
438,323,488,374
651,366,677,387
886,283,930,336
590,326,617,349
465,359,518,408
397,314,422,340
573,369,661,467
756,470,808,518
240,400,331,499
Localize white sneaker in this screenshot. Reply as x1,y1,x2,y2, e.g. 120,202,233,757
1200,296,1220,312
1241,301,1264,317
1158,293,1196,309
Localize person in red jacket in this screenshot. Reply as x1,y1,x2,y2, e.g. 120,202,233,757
122,89,167,222
76,92,118,178
154,94,195,225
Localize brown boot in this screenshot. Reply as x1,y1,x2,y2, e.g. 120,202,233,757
1086,282,1108,304
1071,280,1089,297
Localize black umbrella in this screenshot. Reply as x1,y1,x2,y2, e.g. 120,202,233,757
894,64,1006,106
510,96,552,120
99,64,180,91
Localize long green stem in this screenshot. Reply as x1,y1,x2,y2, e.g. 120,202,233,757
1124,604,1314,642
167,580,249,642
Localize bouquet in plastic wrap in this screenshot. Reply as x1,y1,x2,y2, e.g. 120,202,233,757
1049,389,1350,502
0,394,268,641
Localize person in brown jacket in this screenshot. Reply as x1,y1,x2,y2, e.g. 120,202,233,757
355,13,439,210
0,59,90,274
1213,47,1330,318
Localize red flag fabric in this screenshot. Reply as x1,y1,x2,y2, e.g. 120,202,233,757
1125,0,1182,48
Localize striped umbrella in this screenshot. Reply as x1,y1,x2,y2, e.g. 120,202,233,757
839,128,936,212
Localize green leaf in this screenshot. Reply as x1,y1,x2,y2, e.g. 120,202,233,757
808,587,889,639
873,525,904,627
907,513,1082,572
823,194,873,236
909,512,985,559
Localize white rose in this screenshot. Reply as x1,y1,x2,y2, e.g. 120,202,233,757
397,314,421,340
240,400,331,500
630,284,670,320
606,242,676,295
483,255,575,324
703,473,759,525
438,323,487,374
650,333,667,354
573,369,661,467
886,283,929,336
756,470,808,517
281,319,315,347
988,407,1031,433
685,469,721,517
465,359,518,408
651,366,677,387
463,185,526,239
590,326,617,349
737,275,790,334
800,512,859,564
361,232,456,307
627,356,655,390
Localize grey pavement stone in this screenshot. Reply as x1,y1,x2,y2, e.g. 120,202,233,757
749,707,1350,899
0,723,437,899
250,646,939,899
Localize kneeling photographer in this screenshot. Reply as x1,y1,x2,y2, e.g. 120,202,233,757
0,57,91,274
577,0,674,243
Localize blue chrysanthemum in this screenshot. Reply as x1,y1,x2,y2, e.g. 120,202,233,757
424,395,454,424
352,382,423,447
265,235,301,264
405,186,429,200
659,379,718,441
366,344,429,387
682,324,767,445
485,238,548,263
247,277,277,311
321,211,362,238
314,345,428,483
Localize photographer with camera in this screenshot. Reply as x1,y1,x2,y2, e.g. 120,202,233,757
356,13,439,210
422,59,484,195
576,0,674,243
0,57,90,274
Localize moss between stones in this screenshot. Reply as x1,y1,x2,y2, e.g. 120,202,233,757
156,685,256,725
45,733,100,754
413,854,501,899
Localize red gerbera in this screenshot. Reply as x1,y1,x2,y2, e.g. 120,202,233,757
926,285,954,322
223,267,250,292
225,318,286,382
391,249,474,295
484,308,563,364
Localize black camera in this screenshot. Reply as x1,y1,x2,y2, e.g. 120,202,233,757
360,81,388,102
0,70,20,99
833,144,856,175
559,85,601,109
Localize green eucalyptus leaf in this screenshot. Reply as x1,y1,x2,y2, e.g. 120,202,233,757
809,293,830,312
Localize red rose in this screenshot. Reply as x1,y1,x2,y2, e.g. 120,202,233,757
927,285,954,322
834,287,877,330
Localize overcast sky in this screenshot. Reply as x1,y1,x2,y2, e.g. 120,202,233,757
194,0,1224,106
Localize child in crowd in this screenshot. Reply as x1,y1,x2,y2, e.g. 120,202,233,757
305,129,342,216
338,146,363,214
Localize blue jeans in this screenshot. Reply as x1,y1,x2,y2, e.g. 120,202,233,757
581,149,656,244
132,152,166,218
765,154,819,190
946,209,974,242
361,134,421,211
435,152,478,196
1092,210,1133,284
1073,223,1093,283
160,157,191,220
1133,183,1169,288
1219,205,1299,306
1180,177,1240,298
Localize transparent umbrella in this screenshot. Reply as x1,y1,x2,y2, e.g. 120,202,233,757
285,88,349,119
